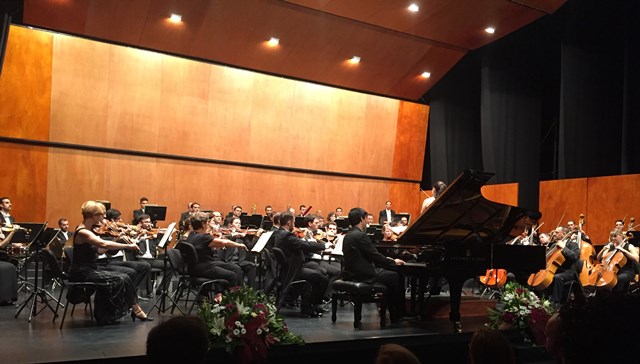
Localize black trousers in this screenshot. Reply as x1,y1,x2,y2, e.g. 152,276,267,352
373,268,405,320
548,269,578,303
297,267,329,307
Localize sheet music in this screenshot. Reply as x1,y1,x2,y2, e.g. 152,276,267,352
157,222,176,249
390,225,407,235
251,230,273,253
330,234,345,256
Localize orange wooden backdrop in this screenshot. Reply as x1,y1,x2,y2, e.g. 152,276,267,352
0,26,427,228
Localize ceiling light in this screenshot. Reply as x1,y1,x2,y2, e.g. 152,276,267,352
169,13,182,23
348,56,361,64
408,4,419,12
485,27,495,34
267,37,280,47
420,71,431,78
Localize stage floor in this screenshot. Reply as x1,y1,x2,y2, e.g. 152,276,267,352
0,286,553,364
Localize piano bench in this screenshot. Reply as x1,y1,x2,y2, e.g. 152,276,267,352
331,279,388,329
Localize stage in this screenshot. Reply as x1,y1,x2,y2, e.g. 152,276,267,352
0,285,554,364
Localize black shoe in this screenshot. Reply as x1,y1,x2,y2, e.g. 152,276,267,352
301,308,321,318
131,310,154,322
314,305,329,313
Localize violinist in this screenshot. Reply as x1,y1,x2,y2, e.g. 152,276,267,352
301,214,340,291
335,207,343,218
545,227,580,304
101,209,153,299
274,212,328,317
326,211,337,223
227,205,243,219
70,201,152,324
217,216,257,288
208,211,224,232
382,224,397,242
0,197,15,226
186,212,246,287
596,230,639,292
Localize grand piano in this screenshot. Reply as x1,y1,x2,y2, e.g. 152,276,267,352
384,170,546,332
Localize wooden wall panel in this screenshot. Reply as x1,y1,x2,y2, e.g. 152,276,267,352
0,142,49,223
45,149,420,229
45,29,407,178
0,26,52,140
586,175,640,245
392,101,429,181
481,183,518,207
539,178,588,237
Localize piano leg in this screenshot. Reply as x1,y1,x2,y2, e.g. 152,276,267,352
447,275,465,333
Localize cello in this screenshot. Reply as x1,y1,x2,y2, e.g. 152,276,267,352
527,231,569,291
586,232,634,289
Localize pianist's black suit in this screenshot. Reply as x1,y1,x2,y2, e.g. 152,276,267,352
342,226,405,320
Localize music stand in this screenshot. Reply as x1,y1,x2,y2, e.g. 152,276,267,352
241,214,263,229
96,200,111,210
145,205,167,222
250,231,273,289
148,222,183,315
15,222,60,322
261,219,273,230
335,218,350,233
294,216,306,228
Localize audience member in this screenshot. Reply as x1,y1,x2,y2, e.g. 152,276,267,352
147,316,209,364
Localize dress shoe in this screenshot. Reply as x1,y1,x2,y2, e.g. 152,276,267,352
300,308,321,318
131,310,154,322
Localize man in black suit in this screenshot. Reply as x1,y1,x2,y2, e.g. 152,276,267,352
378,201,396,225
179,202,200,230
0,197,15,227
133,197,149,224
343,207,405,322
274,212,329,317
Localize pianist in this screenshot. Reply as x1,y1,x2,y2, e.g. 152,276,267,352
342,207,406,323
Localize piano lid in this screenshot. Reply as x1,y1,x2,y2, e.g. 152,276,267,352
397,170,540,246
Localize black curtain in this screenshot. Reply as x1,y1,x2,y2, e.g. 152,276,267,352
422,0,640,207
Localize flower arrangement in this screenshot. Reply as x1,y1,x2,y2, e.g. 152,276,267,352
488,282,555,345
197,286,305,364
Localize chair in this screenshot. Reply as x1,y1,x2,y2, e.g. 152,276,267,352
171,243,228,314
271,247,308,311
331,279,388,329
43,248,96,329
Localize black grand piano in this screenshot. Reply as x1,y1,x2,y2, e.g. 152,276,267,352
384,170,545,332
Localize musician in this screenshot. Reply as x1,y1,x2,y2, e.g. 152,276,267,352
47,217,73,261
133,197,148,225
567,220,592,243
378,201,396,225
397,216,408,226
615,219,624,230
421,181,447,212
342,207,406,323
301,214,340,293
335,207,343,218
0,229,17,304
69,201,152,324
0,197,15,226
274,212,328,317
136,214,173,294
326,212,337,223
228,205,243,218
179,202,200,230
208,212,224,231
103,209,153,298
186,212,246,287
218,216,257,288
546,226,580,304
264,205,273,220
298,205,307,217
596,230,639,292
539,233,551,246
365,213,374,228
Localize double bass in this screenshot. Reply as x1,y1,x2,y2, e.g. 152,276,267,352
577,214,596,285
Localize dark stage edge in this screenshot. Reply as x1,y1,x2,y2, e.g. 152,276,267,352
0,290,553,364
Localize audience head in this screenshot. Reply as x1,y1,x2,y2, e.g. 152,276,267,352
147,316,209,364
468,328,515,364
375,343,420,364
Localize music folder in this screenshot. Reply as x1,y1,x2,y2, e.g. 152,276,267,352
157,222,176,249
331,234,345,256
251,230,273,253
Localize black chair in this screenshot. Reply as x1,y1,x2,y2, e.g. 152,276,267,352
331,279,388,329
43,248,97,329
172,243,228,314
271,247,308,311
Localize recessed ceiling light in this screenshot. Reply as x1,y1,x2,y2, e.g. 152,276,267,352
408,4,420,12
485,27,496,34
348,56,361,64
267,37,280,47
169,13,182,23
421,71,431,78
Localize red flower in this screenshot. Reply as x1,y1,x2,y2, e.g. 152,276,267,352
528,308,551,345
502,312,516,324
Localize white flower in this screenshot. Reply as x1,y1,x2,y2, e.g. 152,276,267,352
241,328,246,335
235,321,242,327
233,329,240,336
236,301,250,315
257,328,263,335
